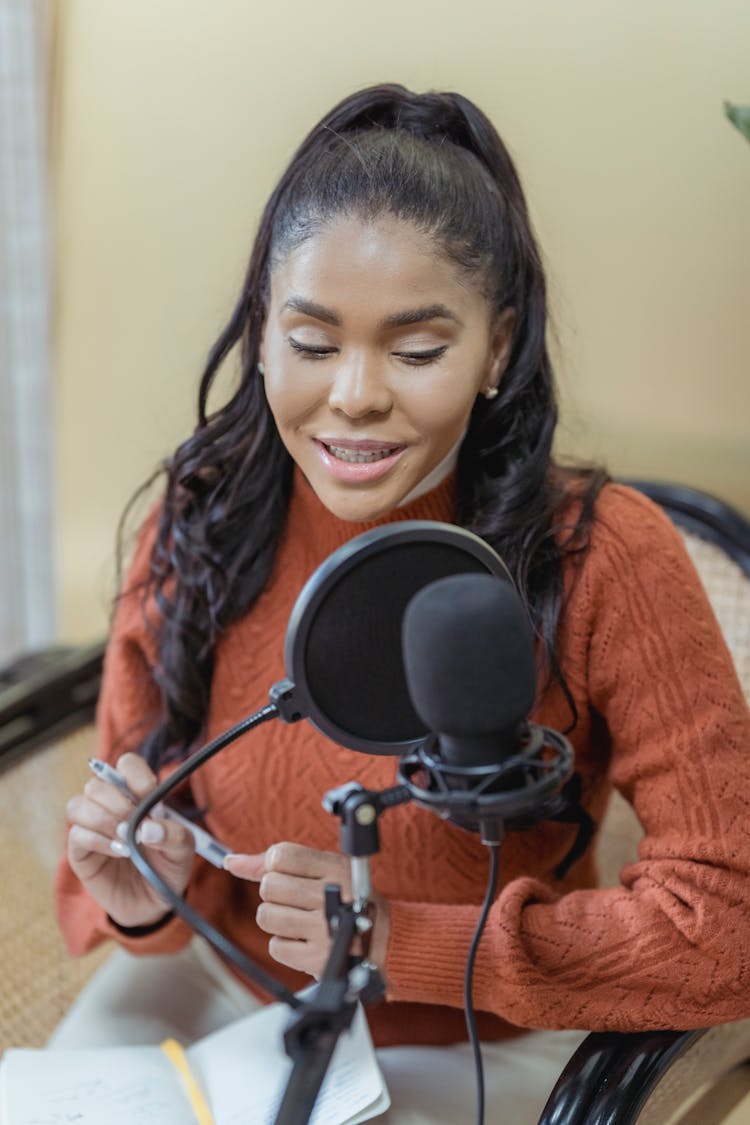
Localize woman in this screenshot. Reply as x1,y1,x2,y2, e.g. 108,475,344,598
55,84,750,1123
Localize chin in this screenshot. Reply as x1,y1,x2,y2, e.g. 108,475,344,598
315,483,403,524
327,496,399,524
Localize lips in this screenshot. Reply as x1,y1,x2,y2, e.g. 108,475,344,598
313,438,407,482
324,442,402,463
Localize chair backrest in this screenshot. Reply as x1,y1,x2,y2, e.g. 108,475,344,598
678,530,750,700
0,726,110,1051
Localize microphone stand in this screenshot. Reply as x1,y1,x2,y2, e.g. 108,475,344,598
274,782,411,1125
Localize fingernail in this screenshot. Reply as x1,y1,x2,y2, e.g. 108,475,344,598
223,853,242,870
223,853,266,878
110,839,130,857
116,821,128,840
138,821,165,845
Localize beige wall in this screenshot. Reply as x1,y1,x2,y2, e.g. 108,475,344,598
53,0,750,642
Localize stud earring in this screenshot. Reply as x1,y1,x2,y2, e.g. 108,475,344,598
257,361,265,376
482,385,499,400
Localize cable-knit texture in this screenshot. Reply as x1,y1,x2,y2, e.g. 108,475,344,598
55,475,750,1047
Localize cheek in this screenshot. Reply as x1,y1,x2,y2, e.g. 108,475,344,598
263,371,321,430
403,379,478,437
260,337,306,426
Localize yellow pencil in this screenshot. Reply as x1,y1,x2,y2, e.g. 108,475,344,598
160,1037,215,1125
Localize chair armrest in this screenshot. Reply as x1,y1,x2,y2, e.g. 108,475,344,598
0,642,106,766
538,1022,750,1124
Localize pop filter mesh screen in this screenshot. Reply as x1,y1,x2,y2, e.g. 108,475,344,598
303,542,491,745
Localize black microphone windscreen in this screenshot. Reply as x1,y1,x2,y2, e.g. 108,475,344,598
302,542,487,742
401,573,537,736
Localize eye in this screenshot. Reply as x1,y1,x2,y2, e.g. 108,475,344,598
288,338,336,360
393,345,448,366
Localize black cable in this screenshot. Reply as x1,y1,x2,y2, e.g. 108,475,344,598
123,701,302,1009
124,705,505,1120
463,842,500,1125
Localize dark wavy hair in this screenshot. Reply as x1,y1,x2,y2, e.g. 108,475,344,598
121,83,607,770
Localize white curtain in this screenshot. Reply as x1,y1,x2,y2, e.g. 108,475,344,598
0,0,55,666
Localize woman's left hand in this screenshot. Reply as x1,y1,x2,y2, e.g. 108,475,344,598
224,842,390,979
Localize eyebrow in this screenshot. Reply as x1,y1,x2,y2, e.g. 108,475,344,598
281,296,461,329
381,303,461,329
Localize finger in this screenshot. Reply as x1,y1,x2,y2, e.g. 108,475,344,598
125,814,196,863
114,816,175,847
223,853,266,880
80,777,135,820
256,902,327,942
67,794,123,840
115,752,158,799
68,823,130,863
268,935,321,977
265,842,349,880
258,871,326,910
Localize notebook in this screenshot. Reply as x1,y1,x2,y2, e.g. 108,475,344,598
0,995,390,1124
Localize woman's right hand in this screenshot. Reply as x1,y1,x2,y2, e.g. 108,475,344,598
66,752,196,929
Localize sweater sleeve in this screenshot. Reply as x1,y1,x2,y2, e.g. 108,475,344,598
383,486,750,1031
54,512,229,959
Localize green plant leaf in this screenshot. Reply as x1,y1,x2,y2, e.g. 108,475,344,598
724,101,750,144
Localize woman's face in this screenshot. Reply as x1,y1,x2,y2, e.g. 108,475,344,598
260,214,514,522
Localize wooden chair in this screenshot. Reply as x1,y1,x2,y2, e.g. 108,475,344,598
1,482,749,1124
0,643,107,1052
0,726,108,1051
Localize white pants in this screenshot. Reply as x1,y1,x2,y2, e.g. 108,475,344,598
49,939,586,1124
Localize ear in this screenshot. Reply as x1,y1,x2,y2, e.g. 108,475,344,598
484,307,516,394
258,323,267,376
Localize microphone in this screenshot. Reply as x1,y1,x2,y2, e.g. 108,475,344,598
401,572,537,766
397,573,578,848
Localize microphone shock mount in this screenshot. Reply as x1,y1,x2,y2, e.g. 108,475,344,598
398,723,575,846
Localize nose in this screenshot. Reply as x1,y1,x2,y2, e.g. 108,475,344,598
327,355,392,419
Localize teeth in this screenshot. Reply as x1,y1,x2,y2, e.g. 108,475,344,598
326,444,398,463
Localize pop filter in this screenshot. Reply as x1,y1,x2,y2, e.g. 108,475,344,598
278,520,511,755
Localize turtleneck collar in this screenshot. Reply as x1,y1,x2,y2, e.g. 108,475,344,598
283,466,460,571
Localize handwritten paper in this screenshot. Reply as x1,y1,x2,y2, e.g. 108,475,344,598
0,1046,194,1124
0,999,389,1125
190,1000,388,1125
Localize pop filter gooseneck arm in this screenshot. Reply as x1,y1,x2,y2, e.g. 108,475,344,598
124,702,303,1009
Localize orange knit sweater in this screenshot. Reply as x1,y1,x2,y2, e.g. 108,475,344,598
55,474,750,1047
